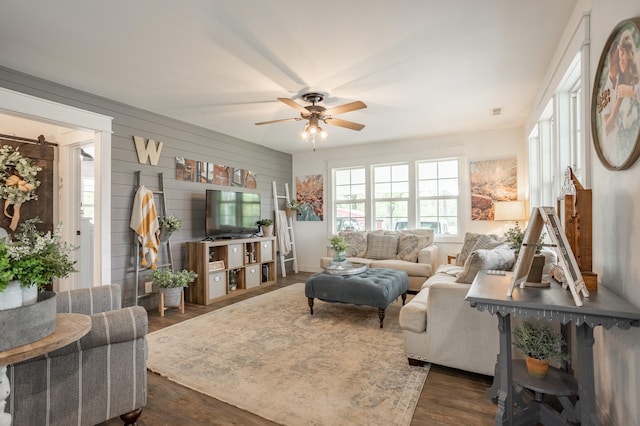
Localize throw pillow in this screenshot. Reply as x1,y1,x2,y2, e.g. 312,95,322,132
396,234,431,262
455,233,501,266
455,245,515,284
340,231,368,257
366,233,399,260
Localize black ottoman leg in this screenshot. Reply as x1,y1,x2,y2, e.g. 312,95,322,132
308,297,314,315
401,291,407,305
378,308,385,328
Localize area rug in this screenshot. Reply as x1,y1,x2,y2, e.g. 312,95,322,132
146,283,429,426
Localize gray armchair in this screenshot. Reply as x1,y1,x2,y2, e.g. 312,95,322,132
7,284,148,426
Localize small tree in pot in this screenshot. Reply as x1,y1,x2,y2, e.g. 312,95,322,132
512,320,569,378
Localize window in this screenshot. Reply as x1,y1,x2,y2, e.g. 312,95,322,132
334,167,366,231
332,158,460,236
373,164,409,230
417,159,458,235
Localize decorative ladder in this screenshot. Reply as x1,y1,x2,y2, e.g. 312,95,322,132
272,181,298,277
133,171,175,306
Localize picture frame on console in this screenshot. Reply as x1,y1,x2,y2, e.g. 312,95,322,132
591,17,640,171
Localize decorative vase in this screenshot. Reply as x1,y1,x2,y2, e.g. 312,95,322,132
525,356,550,379
159,228,174,243
0,280,23,311
159,287,183,307
262,225,273,237
22,283,38,306
333,250,347,263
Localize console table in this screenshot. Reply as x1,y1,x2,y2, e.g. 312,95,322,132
465,271,640,426
0,313,91,426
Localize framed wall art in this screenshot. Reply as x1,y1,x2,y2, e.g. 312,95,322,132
469,158,517,220
591,17,640,171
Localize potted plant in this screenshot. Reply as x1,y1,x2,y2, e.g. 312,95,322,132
256,219,273,237
158,214,182,242
0,218,76,309
151,268,197,307
329,234,349,262
512,320,569,378
286,199,302,217
504,223,546,282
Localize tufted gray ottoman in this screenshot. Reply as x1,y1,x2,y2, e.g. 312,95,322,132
305,268,409,328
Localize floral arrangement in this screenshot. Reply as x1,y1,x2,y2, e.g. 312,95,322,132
0,218,76,292
286,199,302,212
329,235,349,253
0,145,42,230
151,268,197,288
158,215,182,232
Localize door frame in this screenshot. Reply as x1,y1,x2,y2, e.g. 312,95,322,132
0,87,112,289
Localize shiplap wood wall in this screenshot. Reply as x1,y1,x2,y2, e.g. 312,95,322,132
0,66,292,306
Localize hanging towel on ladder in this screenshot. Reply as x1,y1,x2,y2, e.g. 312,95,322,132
276,210,292,256
130,185,160,269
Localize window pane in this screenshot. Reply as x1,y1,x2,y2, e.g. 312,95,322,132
439,178,458,196
417,159,459,234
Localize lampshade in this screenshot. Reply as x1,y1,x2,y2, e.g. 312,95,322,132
494,200,526,221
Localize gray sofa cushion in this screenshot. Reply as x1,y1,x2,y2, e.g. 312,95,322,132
366,233,399,259
455,245,515,284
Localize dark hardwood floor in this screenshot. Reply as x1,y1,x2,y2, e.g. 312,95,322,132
102,272,497,426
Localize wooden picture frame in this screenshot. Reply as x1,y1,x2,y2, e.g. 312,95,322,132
591,17,640,171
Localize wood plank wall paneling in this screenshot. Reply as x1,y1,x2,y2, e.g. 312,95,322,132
0,66,292,307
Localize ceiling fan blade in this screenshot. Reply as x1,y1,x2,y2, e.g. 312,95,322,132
277,98,309,114
255,117,301,125
323,101,367,116
324,117,365,131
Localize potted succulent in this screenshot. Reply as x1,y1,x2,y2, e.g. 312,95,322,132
329,234,349,262
256,219,273,237
158,214,182,242
512,320,569,378
504,223,546,282
286,199,302,217
151,268,197,307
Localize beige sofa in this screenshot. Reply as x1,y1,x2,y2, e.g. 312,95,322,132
398,232,558,376
320,229,439,293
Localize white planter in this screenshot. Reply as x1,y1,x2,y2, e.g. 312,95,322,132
262,225,273,237
0,280,23,311
22,284,38,306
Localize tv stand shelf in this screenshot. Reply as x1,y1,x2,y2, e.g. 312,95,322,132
186,236,277,305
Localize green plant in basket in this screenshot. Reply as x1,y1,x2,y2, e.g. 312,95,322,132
158,215,182,232
151,268,198,288
286,199,302,212
503,222,544,255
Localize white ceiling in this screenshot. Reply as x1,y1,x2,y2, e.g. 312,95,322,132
0,1,577,154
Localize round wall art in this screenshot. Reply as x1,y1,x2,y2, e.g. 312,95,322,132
591,17,640,171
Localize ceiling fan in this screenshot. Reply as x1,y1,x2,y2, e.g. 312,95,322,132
255,93,367,141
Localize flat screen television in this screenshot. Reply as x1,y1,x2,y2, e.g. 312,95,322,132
205,189,261,239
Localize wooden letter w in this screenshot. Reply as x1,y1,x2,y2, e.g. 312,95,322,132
133,136,163,166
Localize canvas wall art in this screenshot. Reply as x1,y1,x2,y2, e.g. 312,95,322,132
296,175,323,221
470,158,517,220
